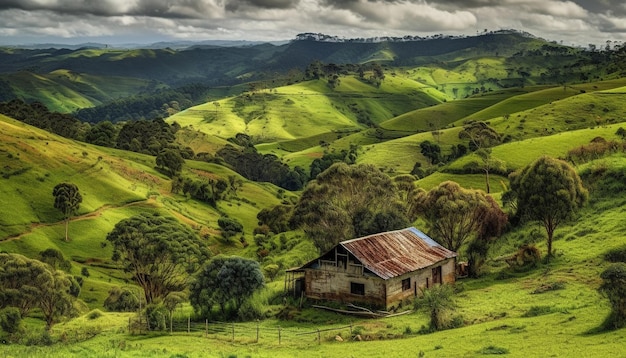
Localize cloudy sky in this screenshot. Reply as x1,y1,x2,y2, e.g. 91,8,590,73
0,0,625,47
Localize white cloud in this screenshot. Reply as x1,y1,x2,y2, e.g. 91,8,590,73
0,0,624,45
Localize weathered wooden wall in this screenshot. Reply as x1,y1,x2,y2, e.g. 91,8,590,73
303,269,386,307
304,258,456,310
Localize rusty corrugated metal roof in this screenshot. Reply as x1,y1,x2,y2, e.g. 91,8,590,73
340,227,457,280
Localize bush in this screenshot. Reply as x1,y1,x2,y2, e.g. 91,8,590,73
87,310,103,320
218,217,244,238
81,267,90,277
599,263,626,329
145,304,168,331
604,246,626,263
479,345,510,354
505,245,541,271
104,287,140,312
522,305,552,317
0,307,21,334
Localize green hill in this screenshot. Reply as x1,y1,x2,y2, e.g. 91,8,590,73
2,31,626,357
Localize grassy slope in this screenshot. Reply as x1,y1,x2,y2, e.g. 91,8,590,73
0,115,288,308
5,178,626,356
4,70,155,113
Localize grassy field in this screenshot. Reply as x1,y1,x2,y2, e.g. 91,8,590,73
3,183,625,356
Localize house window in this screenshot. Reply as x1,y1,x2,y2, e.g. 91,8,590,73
402,278,411,291
350,282,365,295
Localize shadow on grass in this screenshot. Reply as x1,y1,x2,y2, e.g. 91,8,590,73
582,313,625,336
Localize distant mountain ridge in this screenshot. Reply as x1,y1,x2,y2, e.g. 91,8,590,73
294,29,539,43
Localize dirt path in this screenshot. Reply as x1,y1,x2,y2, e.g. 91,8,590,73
2,197,159,242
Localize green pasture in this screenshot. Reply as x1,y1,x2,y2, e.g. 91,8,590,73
448,123,626,172
3,70,152,113
380,89,528,132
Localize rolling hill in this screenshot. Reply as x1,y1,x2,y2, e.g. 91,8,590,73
1,30,626,357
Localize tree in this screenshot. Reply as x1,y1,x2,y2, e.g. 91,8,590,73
190,256,264,318
418,181,507,253
156,148,185,176
0,253,75,330
216,257,265,313
52,182,82,241
106,213,210,304
39,248,72,272
464,148,506,193
458,121,501,151
420,140,441,165
39,269,75,330
508,156,588,259
414,284,457,331
599,263,626,329
163,291,187,332
85,121,117,147
292,163,411,252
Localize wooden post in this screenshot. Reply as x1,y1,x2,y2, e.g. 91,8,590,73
278,326,282,345
128,317,131,334
350,324,353,335
187,315,190,334
317,328,321,345
232,322,235,342
170,313,173,334
256,321,260,343
205,319,208,338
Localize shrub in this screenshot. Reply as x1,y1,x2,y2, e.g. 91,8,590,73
0,307,22,334
218,217,244,238
145,304,168,331
522,305,552,317
505,245,541,271
479,345,510,354
599,263,626,329
87,310,103,320
81,267,90,277
604,246,626,263
104,287,140,312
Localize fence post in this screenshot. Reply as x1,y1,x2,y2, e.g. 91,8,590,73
128,317,131,334
350,324,353,335
205,319,208,338
187,315,190,334
256,321,260,343
278,326,282,345
232,322,235,342
317,329,321,345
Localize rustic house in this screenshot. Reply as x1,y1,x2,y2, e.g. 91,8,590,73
286,227,457,310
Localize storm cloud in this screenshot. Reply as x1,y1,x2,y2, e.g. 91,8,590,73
0,0,624,46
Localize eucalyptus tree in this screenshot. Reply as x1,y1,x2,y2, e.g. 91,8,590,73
464,148,506,193
0,253,76,330
419,181,507,253
106,213,210,304
292,163,411,252
508,156,588,259
52,182,82,241
418,181,507,277
458,121,501,151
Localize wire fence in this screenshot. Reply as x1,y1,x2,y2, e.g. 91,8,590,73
128,316,357,346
